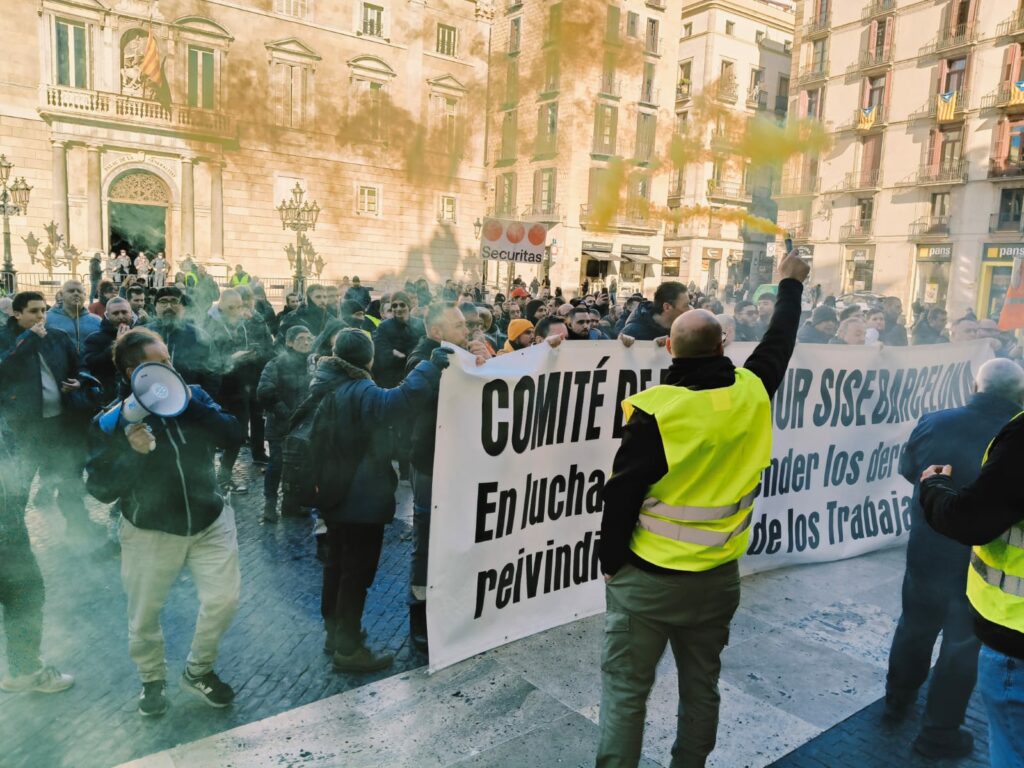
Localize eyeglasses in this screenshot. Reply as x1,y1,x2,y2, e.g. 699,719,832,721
391,302,408,309
156,298,181,306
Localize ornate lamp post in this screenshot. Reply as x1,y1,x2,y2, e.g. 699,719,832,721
0,154,33,294
276,182,320,295
473,217,485,297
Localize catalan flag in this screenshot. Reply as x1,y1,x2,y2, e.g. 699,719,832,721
857,106,876,130
1011,80,1024,107
936,91,958,123
140,28,171,110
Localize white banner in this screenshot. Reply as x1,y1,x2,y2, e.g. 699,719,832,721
427,341,993,671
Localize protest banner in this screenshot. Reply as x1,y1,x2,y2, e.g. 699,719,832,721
427,340,993,671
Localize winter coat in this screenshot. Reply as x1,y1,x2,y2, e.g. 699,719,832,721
405,337,442,473
45,306,102,355
344,284,372,309
86,385,243,536
146,319,218,394
620,303,668,340
278,303,331,341
257,348,311,441
372,318,423,388
83,318,126,402
311,355,441,525
797,323,833,344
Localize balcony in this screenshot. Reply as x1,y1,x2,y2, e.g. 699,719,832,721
846,104,887,131
982,82,1024,112
997,9,1024,38
774,174,819,197
645,0,666,9
840,220,873,241
909,216,951,239
989,213,1024,234
639,86,660,107
706,180,752,204
863,0,896,20
746,87,769,110
667,177,683,207
838,169,882,192
989,157,1024,179
713,78,739,103
40,85,236,141
848,48,893,74
786,223,812,241
932,22,978,55
914,160,968,185
675,81,692,105
598,76,622,98
795,63,829,87
521,203,563,224
912,88,969,121
804,13,830,39
579,205,660,233
710,127,744,149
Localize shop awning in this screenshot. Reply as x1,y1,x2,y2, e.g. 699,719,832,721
622,253,659,264
583,250,617,261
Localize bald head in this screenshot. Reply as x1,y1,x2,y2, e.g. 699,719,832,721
669,309,724,358
976,358,1024,405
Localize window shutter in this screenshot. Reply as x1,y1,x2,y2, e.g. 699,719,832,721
609,106,618,154
883,70,893,113
1001,46,1015,92
1014,44,1023,84
867,21,878,56
936,60,948,94
993,118,1010,165
860,78,869,109
928,128,941,169
799,90,808,117
882,18,893,58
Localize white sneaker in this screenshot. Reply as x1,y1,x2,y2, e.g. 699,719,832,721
0,665,75,694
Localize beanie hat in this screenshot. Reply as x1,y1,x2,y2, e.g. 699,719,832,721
508,318,534,342
155,286,183,302
285,324,311,343
340,299,364,318
332,328,374,369
811,306,838,325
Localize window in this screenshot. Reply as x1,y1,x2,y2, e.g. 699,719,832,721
777,75,790,112
496,172,516,216
588,167,610,209
543,50,559,92
725,20,735,36
939,126,963,166
501,110,517,160
1009,121,1024,166
534,168,556,213
275,0,309,18
645,18,659,53
641,62,656,103
682,22,692,37
601,51,617,93
720,59,735,83
594,104,618,154
436,24,457,56
354,79,387,135
866,75,886,110
361,3,384,37
509,17,524,52
276,63,311,127
626,11,639,37
627,172,651,211
998,188,1024,228
357,185,380,214
944,57,967,93
678,60,692,98
55,18,88,88
547,5,562,44
187,47,215,109
930,192,950,218
856,197,873,225
606,6,620,43
811,39,827,72
438,95,459,152
750,68,764,91
806,88,821,118
505,58,518,103
874,18,888,56
635,112,656,162
536,102,558,154
438,194,457,223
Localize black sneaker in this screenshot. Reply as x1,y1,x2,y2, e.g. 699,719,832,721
180,670,234,708
332,646,394,673
139,681,168,717
913,728,974,759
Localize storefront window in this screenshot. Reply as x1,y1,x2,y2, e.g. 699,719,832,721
914,261,949,306
844,249,874,292
985,265,1013,321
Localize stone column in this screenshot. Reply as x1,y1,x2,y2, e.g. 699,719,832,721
210,161,224,261
86,144,102,252
51,140,69,242
180,156,195,258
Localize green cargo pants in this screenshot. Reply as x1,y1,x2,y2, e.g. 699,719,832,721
596,560,741,768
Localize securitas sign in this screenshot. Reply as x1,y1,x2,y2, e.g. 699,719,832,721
479,218,547,264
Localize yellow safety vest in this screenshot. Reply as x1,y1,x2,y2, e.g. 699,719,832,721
184,271,199,288
229,273,250,286
623,368,773,572
968,414,1024,633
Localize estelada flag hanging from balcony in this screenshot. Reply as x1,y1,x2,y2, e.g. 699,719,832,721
998,257,1024,331
140,27,172,111
936,91,958,123
857,106,876,130
1011,81,1024,107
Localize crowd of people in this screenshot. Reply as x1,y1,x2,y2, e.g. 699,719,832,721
0,257,1021,768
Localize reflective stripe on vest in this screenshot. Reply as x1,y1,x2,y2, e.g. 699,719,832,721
971,552,1024,599
640,489,758,523
638,511,754,546
1001,526,1024,549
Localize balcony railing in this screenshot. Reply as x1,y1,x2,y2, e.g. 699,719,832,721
667,178,683,207
521,203,562,223
710,127,744,148
714,78,739,103
863,0,896,20
933,22,978,54
915,160,967,185
786,223,812,241
997,9,1024,38
676,81,692,103
909,216,951,238
639,86,660,106
989,157,1024,179
774,174,819,197
706,180,752,202
854,48,894,71
990,213,1024,233
840,220,873,241
839,169,882,191
848,104,887,130
579,205,660,232
41,85,235,140
795,63,829,87
982,82,1024,111
914,88,969,120
598,76,622,97
804,13,830,38
747,87,769,110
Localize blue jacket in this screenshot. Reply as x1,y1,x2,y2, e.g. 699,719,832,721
899,391,1021,590
311,355,440,526
45,306,102,355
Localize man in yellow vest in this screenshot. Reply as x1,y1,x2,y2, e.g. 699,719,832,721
921,408,1024,767
596,249,809,768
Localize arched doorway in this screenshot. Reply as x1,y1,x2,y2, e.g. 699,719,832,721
108,170,169,261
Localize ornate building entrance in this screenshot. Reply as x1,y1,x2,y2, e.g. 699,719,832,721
108,170,170,258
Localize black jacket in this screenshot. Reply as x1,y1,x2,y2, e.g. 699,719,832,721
146,319,218,393
279,304,331,341
83,318,125,402
735,322,761,342
599,278,804,576
621,303,670,341
921,413,1024,660
257,348,311,441
0,317,81,424
881,318,908,346
373,317,423,389
86,385,243,536
912,321,948,346
797,323,832,344
311,356,440,525
406,336,441,473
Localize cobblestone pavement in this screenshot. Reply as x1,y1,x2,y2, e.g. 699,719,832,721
0,452,423,768
769,689,990,768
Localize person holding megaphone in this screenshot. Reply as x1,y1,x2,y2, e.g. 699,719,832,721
86,327,244,718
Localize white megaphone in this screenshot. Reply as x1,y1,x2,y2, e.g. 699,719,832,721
98,362,192,434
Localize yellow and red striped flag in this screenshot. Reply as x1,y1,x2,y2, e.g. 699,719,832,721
936,91,957,123
140,28,171,109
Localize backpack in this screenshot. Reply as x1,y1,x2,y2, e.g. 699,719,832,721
281,388,353,509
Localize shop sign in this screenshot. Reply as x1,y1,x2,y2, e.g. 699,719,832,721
916,244,952,261
984,243,1024,261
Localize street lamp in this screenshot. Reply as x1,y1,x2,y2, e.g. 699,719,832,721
276,182,320,295
0,153,32,294
473,217,486,296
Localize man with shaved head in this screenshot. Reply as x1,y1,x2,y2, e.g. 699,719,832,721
596,250,809,767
